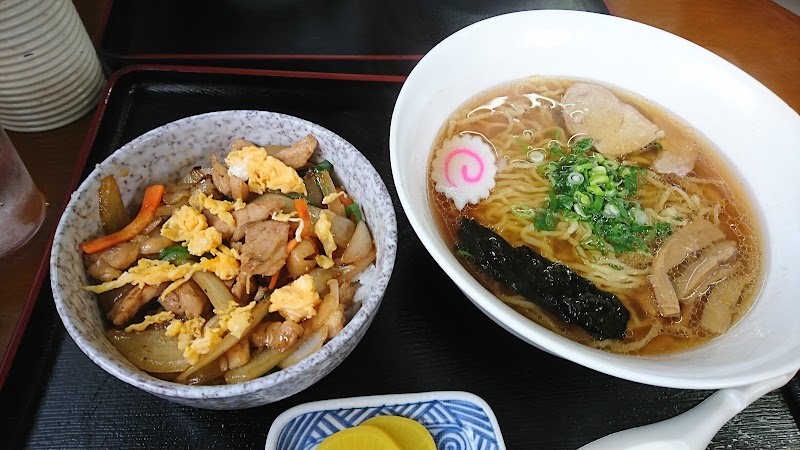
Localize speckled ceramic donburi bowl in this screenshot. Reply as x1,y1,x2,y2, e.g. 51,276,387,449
50,110,397,409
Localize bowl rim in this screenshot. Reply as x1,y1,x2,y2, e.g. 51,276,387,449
51,110,398,399
389,10,800,389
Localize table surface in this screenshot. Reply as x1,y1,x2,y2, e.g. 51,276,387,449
1,0,799,447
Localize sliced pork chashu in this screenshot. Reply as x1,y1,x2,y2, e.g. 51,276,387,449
649,219,726,317
561,83,660,157
674,240,738,299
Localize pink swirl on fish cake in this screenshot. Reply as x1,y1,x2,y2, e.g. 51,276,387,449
430,134,497,211
444,148,485,186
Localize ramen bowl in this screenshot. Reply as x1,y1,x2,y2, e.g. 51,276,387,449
390,11,800,389
51,110,397,409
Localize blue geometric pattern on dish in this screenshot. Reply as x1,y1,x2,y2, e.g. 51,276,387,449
276,399,501,450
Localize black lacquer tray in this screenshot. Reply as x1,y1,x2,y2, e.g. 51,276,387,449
95,0,611,72
1,67,798,449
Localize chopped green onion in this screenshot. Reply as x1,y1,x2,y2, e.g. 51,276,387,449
591,166,607,176
604,203,620,217
575,192,592,207
345,203,363,223
567,172,584,185
570,137,594,154
523,134,671,255
655,222,672,237
533,210,557,231
587,185,604,196
633,209,649,225
528,150,545,163
511,204,537,220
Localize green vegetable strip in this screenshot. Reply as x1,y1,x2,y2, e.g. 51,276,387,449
158,245,194,265
313,160,333,173
345,203,363,224
512,137,672,254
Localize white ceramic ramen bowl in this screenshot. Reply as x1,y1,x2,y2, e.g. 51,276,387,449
51,110,397,409
390,10,800,389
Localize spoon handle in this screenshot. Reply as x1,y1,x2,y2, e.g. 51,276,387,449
579,371,796,450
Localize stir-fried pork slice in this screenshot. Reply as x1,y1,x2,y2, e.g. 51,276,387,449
158,279,209,319
211,154,250,201
84,253,122,282
700,273,752,334
230,272,255,304
240,220,289,278
202,199,284,243
674,240,737,299
248,320,304,350
231,199,283,241
98,285,134,316
84,238,145,281
275,135,317,169
108,282,168,326
562,83,661,157
649,218,726,317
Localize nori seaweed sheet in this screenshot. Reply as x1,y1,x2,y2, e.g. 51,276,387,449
456,218,630,340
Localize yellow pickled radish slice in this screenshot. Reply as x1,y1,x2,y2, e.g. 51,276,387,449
361,416,436,450
318,425,401,450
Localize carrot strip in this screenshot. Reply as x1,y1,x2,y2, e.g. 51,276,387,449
337,188,353,207
286,239,300,255
79,184,165,254
293,198,311,238
269,269,280,290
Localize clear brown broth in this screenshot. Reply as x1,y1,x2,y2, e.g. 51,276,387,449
428,77,765,356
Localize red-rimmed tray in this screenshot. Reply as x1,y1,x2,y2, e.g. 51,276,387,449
95,0,611,72
1,65,798,449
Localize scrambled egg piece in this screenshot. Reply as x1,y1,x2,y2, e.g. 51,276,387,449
314,210,337,258
165,316,219,365
197,245,241,281
83,259,194,293
225,146,307,195
163,300,256,364
216,300,256,338
269,274,320,322
189,191,245,228
82,246,240,296
315,255,334,269
124,311,175,333
322,191,347,205
161,205,222,256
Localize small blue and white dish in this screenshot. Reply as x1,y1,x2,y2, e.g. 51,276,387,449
265,391,506,450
